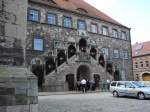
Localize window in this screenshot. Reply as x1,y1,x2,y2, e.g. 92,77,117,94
63,17,72,28
145,61,149,67
33,38,43,51
140,61,143,67
117,82,125,88
123,50,128,59
47,13,56,25
102,26,108,36
101,48,109,56
111,82,117,86
121,31,127,40
125,82,134,88
113,50,119,58
91,23,98,33
0,24,4,36
135,62,138,68
112,29,118,38
77,20,86,30
28,9,39,21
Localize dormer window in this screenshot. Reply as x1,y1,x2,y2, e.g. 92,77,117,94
76,8,88,13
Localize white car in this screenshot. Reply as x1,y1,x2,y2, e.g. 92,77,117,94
110,81,150,100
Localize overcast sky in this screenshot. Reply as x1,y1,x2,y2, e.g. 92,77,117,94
85,0,150,44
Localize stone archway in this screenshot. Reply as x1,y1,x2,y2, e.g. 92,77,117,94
45,57,55,74
77,65,90,81
66,74,75,91
106,63,113,74
142,73,150,81
31,58,44,91
90,47,97,59
114,70,120,81
79,38,87,52
57,51,66,66
68,45,76,58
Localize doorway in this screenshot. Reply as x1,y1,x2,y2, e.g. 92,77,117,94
68,45,76,58
114,70,120,81
79,39,87,52
66,74,75,91
77,65,90,81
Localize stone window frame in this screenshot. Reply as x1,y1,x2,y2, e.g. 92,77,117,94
0,23,5,36
33,37,44,51
112,29,118,38
77,19,86,30
113,49,119,59
27,8,40,22
145,61,149,67
46,12,57,25
90,23,98,33
101,25,109,36
140,61,143,68
63,16,72,28
100,47,109,58
135,62,138,68
121,31,127,40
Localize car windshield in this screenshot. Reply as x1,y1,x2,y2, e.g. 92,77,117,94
132,81,148,88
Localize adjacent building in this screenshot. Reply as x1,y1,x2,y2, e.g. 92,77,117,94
132,41,150,81
0,0,133,91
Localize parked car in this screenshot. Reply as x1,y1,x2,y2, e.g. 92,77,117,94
110,81,150,100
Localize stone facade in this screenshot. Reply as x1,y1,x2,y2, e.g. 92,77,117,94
133,55,150,80
27,0,133,92
0,67,38,112
0,0,27,66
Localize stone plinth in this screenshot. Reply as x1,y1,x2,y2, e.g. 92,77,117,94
0,66,38,112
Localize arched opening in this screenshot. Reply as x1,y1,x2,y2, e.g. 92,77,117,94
68,45,76,58
79,39,87,52
98,54,105,67
106,63,113,74
31,58,44,91
114,70,120,81
90,47,97,59
142,73,150,81
93,74,100,88
32,65,44,90
66,74,75,91
77,65,90,81
57,51,66,66
45,57,55,74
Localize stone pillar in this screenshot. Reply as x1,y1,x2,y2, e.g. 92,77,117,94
0,67,38,112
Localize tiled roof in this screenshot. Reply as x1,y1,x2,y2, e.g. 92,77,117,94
29,0,129,28
132,41,150,57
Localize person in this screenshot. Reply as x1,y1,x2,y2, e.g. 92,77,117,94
106,79,110,91
86,79,90,91
80,79,87,93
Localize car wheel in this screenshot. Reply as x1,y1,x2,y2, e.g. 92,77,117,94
137,92,145,100
113,91,119,97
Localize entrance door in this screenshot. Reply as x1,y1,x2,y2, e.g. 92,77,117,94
77,65,90,81
114,70,120,81
93,74,100,88
32,65,44,90
142,73,150,81
66,74,75,91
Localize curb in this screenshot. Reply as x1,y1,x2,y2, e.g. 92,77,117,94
39,90,109,96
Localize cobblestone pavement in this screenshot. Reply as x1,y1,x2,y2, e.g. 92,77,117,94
38,92,150,112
